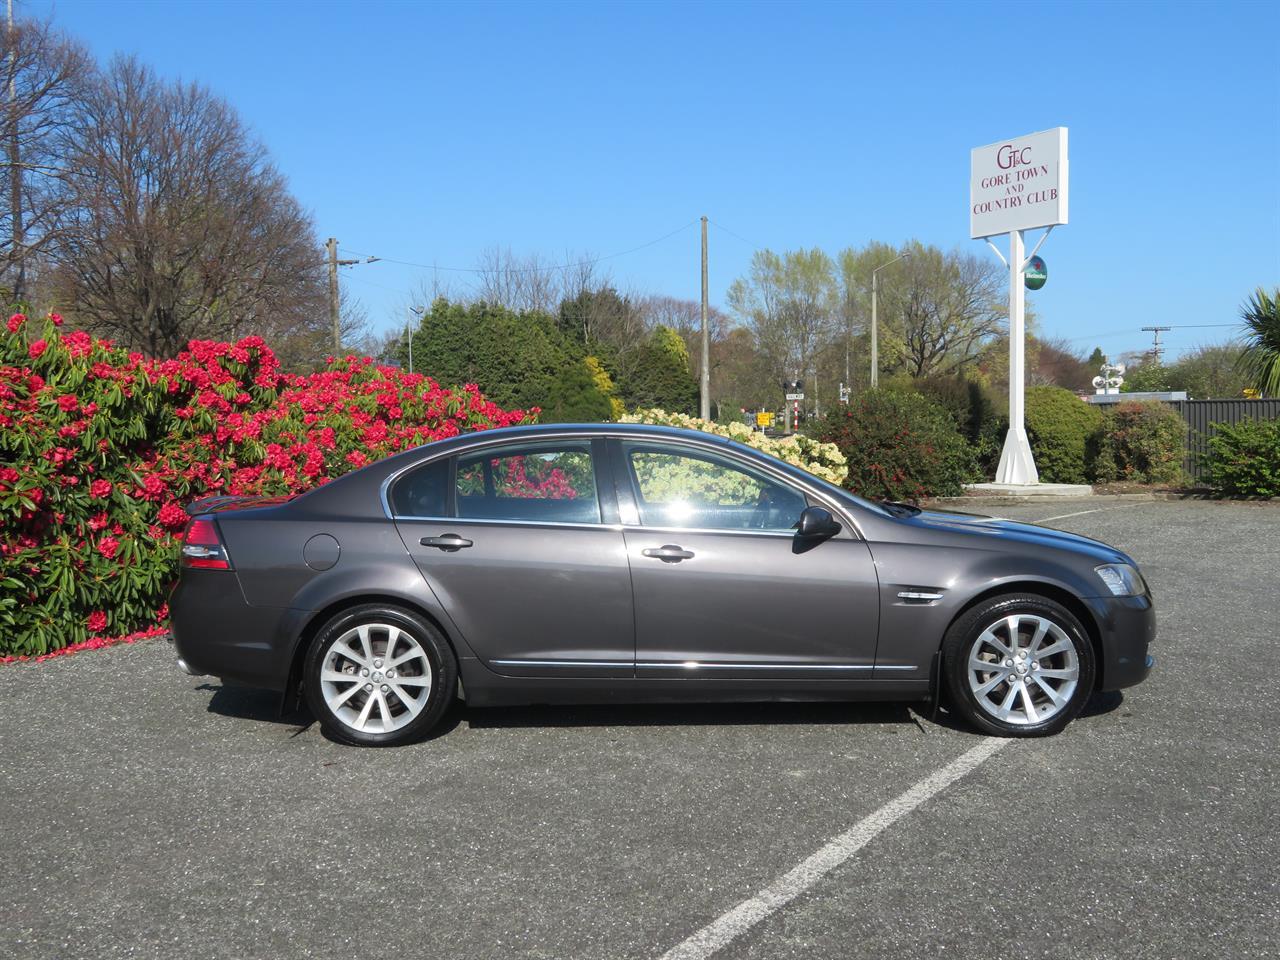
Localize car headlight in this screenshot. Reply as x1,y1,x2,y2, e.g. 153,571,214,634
1095,563,1143,597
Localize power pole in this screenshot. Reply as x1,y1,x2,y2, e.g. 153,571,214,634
699,215,710,420
327,237,340,353
325,238,371,354
1141,325,1171,362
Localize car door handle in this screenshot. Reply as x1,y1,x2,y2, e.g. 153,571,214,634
420,534,473,551
642,544,695,563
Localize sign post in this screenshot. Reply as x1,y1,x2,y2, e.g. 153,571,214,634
783,380,804,434
970,127,1069,485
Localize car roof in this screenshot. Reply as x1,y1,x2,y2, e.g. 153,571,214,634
418,422,738,449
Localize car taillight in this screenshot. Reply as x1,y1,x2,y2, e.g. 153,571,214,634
182,517,233,570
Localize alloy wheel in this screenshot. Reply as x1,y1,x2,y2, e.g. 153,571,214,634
318,623,433,734
966,613,1080,726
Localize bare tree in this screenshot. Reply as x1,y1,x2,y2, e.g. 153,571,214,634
472,246,564,314
726,248,838,389
892,247,1005,378
0,16,92,300
634,294,731,382
49,56,329,357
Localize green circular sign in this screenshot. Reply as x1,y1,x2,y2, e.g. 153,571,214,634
1025,255,1047,290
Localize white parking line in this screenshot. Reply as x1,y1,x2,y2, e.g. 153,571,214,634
658,737,1012,960
1037,501,1154,524
1037,507,1109,523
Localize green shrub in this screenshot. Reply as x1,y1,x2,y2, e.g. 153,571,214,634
809,389,977,500
1093,401,1186,484
1204,417,1280,497
974,411,1008,478
538,357,614,423
1025,386,1103,483
619,326,698,413
916,375,1004,476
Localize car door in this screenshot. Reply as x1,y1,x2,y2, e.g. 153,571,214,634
609,438,880,680
390,437,634,678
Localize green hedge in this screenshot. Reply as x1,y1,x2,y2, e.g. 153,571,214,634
1025,386,1104,484
1204,417,1280,498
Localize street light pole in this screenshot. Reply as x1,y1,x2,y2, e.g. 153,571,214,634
870,251,910,389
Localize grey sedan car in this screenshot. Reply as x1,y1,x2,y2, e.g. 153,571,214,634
170,423,1154,746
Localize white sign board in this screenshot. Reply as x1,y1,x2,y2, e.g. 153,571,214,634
970,127,1068,238
785,393,804,401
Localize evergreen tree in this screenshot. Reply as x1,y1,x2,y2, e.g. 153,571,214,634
621,326,699,412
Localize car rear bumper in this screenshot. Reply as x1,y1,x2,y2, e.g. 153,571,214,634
170,570,293,690
1087,593,1156,691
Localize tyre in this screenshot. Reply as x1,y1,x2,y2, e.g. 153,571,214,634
303,604,457,747
941,593,1095,737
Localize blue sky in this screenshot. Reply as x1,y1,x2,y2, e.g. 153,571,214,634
28,0,1280,359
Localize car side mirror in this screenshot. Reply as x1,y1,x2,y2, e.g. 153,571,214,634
795,506,841,540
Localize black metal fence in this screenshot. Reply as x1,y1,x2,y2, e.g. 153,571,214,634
1170,399,1280,481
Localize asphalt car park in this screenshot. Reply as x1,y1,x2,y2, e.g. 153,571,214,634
1,499,1277,959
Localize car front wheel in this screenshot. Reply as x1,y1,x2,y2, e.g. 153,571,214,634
303,604,456,747
942,593,1096,737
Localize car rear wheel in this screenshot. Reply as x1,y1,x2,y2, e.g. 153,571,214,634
303,604,456,746
942,593,1095,737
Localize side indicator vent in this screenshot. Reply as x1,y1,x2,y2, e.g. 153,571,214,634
897,590,944,604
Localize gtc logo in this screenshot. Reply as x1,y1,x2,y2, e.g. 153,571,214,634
997,144,1032,169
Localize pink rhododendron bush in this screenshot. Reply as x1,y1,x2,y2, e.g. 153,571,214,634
0,313,534,658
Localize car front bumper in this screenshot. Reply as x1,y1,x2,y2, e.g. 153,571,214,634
1086,592,1156,691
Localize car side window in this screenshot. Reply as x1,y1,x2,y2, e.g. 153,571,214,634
622,443,807,532
455,443,601,524
389,458,450,518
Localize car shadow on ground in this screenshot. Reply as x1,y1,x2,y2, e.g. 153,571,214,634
201,681,314,732
461,699,922,730
200,682,1125,743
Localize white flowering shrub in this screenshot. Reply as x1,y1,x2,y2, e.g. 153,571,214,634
619,408,848,486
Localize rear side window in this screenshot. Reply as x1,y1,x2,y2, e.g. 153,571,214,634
456,443,600,524
389,459,450,518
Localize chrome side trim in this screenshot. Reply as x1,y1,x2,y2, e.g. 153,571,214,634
489,658,884,672
622,525,798,540
394,515,622,531
874,665,920,672
897,591,945,602
491,659,631,668
636,661,875,671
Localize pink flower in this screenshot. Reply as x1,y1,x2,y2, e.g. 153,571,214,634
49,312,63,327
57,394,79,412
90,479,113,499
157,501,187,529
28,339,47,359
7,312,25,333
86,611,107,633
97,536,120,560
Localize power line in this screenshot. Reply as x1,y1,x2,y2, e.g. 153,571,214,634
707,219,763,249
336,219,699,275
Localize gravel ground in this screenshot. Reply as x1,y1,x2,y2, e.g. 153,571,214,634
1,499,1276,960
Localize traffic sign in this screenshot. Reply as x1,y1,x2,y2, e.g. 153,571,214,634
785,393,804,401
